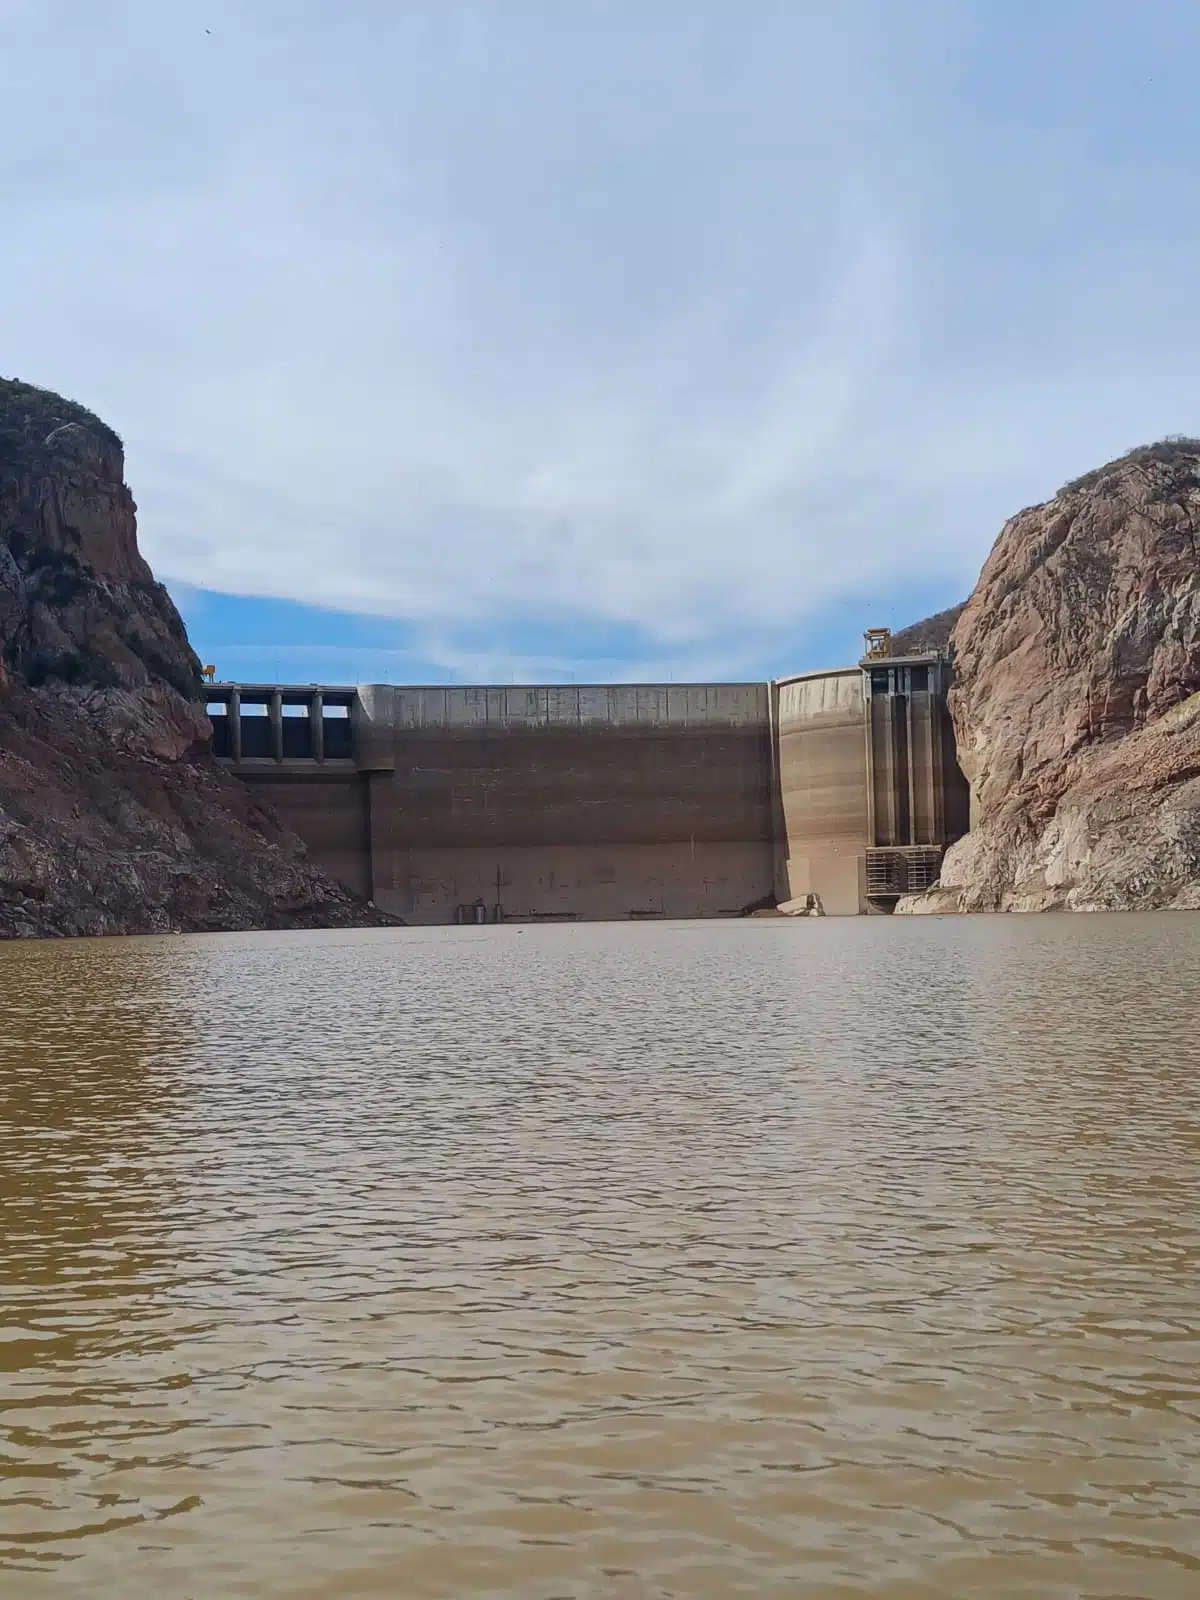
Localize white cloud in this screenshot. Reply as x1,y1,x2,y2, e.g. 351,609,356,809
2,0,1199,663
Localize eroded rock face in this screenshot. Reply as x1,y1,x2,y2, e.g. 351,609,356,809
0,384,198,697
900,441,1200,914
0,377,391,937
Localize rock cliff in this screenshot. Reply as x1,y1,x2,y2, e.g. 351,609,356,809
0,378,390,937
900,438,1200,914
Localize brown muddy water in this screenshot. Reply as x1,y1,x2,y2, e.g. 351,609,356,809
1,916,1198,1598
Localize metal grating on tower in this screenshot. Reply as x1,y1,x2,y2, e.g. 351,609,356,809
864,847,943,900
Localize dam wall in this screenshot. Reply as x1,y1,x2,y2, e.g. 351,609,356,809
774,668,871,915
208,642,969,922
212,682,776,925
242,766,372,901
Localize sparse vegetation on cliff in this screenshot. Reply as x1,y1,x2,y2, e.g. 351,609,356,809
1059,434,1200,497
0,376,123,457
890,603,967,657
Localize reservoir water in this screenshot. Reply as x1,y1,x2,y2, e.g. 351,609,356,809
1,916,1198,1597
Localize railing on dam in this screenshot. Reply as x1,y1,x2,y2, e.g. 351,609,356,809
205,684,357,764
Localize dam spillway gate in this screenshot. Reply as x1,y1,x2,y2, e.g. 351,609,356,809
207,684,356,764
207,643,970,924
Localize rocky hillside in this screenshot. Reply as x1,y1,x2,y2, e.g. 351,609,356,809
889,602,966,656
0,378,391,937
901,437,1200,914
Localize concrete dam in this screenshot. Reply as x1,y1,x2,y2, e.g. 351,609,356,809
207,633,970,924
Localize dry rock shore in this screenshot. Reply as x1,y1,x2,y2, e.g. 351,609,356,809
900,439,1200,914
0,378,392,937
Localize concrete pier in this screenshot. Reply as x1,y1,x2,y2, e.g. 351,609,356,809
310,690,324,765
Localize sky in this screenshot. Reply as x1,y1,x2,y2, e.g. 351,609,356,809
3,0,1199,685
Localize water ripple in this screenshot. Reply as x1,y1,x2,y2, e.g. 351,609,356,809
1,914,1198,1596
